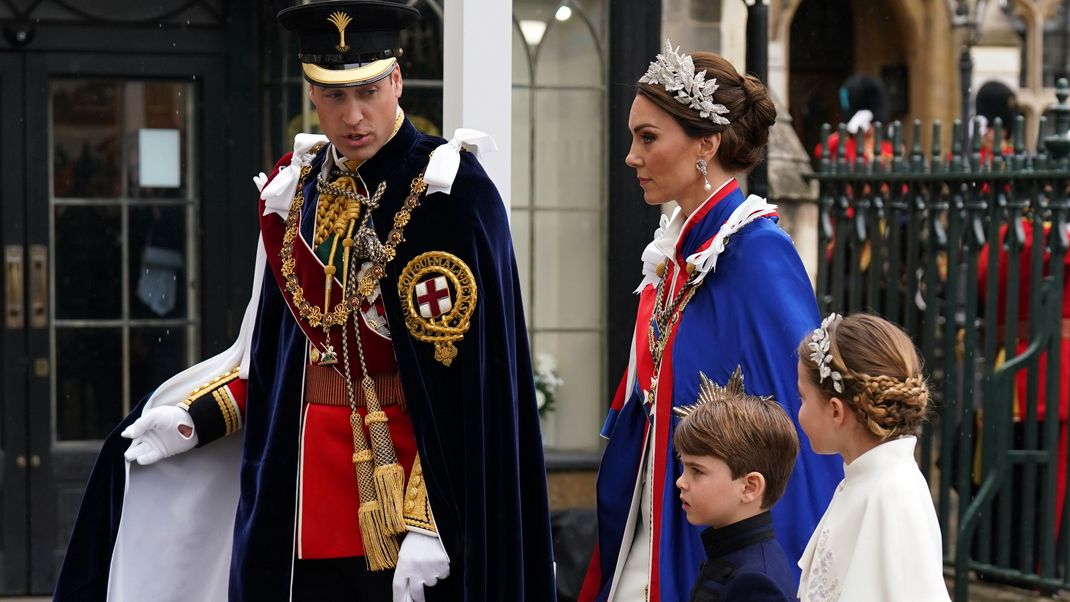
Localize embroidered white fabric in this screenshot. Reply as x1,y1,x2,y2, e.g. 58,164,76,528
797,437,950,602
804,528,842,602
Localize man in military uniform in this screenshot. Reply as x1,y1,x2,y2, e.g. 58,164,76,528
55,1,556,600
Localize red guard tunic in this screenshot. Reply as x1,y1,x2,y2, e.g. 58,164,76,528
978,220,1070,533
182,149,423,561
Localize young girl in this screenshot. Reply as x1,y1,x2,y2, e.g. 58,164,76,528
796,313,950,601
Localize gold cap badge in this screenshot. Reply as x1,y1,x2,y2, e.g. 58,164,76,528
327,11,352,53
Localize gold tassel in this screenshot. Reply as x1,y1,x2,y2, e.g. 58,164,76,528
373,462,407,535
361,376,406,535
357,501,400,571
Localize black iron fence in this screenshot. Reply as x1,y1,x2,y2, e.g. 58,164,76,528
809,78,1070,599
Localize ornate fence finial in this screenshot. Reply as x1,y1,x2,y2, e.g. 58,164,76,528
931,120,943,173
819,123,831,174
1043,78,1070,161
910,119,923,171
951,120,964,173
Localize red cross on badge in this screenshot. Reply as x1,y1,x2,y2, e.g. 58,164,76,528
415,276,453,319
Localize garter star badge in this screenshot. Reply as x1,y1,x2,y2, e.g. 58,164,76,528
398,252,477,367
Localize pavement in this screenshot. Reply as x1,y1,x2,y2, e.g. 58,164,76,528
953,576,1070,601
8,578,1070,601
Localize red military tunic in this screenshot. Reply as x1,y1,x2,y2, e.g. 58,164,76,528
183,147,423,561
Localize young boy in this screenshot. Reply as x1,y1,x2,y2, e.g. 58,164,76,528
673,366,800,602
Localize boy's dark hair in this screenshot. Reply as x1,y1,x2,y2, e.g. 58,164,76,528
673,368,799,509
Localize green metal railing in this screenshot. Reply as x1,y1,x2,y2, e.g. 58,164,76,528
809,78,1070,599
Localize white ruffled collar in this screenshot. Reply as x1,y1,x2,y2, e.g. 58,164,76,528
634,179,777,293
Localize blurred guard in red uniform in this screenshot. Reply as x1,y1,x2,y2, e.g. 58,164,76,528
813,74,894,165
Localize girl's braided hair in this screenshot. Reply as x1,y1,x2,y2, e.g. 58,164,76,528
798,313,929,439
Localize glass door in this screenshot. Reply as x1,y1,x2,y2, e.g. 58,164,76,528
14,52,223,594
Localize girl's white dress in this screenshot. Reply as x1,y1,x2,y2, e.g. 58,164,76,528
798,436,951,601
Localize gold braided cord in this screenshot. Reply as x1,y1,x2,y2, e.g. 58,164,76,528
337,171,428,569
314,189,353,247
356,176,427,298
279,136,428,569
336,175,424,544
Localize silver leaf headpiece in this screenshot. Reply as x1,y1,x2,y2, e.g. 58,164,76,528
808,313,844,393
639,39,731,126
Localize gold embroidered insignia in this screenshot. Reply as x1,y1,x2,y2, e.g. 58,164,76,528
327,11,352,53
402,455,436,533
398,252,477,367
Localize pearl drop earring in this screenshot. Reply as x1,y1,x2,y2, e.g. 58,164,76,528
696,159,712,192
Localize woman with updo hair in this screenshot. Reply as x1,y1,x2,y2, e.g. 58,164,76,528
796,313,949,601
580,42,841,602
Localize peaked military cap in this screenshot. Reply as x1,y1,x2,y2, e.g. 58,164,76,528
278,0,420,88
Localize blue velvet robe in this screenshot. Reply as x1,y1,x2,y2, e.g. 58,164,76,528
54,120,557,601
580,182,842,601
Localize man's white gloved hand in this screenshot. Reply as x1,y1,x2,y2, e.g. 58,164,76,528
392,531,450,602
121,405,198,466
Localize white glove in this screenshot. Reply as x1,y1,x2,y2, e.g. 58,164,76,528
121,405,198,466
392,531,450,602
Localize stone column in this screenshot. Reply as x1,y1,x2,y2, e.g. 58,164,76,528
443,0,512,209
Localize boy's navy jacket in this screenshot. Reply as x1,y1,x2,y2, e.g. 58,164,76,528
689,511,794,602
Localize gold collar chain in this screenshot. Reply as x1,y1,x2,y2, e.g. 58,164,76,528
279,144,429,332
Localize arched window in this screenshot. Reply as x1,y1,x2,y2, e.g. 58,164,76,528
513,0,607,449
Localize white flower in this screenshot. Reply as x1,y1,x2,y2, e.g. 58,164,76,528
533,352,564,415
535,352,557,376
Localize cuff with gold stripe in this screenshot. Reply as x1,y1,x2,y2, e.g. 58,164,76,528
179,367,243,447
403,454,437,535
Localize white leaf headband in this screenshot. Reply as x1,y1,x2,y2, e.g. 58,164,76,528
639,39,731,126
808,313,844,394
